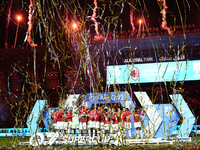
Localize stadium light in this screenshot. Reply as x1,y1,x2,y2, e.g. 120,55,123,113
71,21,79,42
138,19,142,37
73,23,78,30
72,22,78,30
14,15,22,48
17,15,22,21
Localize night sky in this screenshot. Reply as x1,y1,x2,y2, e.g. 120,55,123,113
0,0,199,49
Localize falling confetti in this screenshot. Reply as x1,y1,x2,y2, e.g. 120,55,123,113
130,0,135,32
158,0,172,34
0,0,199,148
27,0,33,46
91,0,99,40
4,0,13,48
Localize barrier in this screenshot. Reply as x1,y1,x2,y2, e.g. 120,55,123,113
0,128,47,137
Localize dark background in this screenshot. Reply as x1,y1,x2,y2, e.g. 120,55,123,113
0,0,200,49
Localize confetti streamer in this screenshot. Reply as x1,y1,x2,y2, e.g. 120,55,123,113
0,0,199,148
27,0,33,46
91,0,99,39
158,0,172,35
65,1,68,35
130,0,135,32
4,0,13,48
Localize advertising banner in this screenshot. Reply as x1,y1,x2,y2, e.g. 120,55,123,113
84,91,133,109
107,60,200,84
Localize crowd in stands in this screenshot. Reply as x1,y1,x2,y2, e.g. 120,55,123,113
8,24,200,48
182,84,200,124
104,24,200,40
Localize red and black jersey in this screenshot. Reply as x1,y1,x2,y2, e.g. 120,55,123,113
65,111,73,122
117,110,123,122
121,111,127,122
104,112,110,125
57,110,65,122
89,106,103,122
89,110,99,121
99,111,105,123
133,110,144,122
124,111,131,123
79,107,88,123
52,111,58,123
111,112,118,124
53,110,63,122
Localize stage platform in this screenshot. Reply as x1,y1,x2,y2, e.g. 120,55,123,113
19,133,192,147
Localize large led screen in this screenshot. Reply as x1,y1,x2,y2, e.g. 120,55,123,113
107,60,200,84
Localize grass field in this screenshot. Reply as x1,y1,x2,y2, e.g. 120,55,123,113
0,136,29,146
0,136,200,149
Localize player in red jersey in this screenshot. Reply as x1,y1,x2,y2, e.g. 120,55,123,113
110,108,118,134
99,107,105,130
117,107,123,130
88,105,103,137
98,106,105,140
103,107,110,130
132,107,144,139
96,106,104,135
78,105,88,137
51,108,58,131
55,108,65,132
124,108,132,138
88,107,96,137
63,109,68,134
103,106,111,141
121,107,127,129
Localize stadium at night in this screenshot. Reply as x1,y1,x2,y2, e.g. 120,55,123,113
0,0,200,148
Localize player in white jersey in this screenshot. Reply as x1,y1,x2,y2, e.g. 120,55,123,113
71,101,79,136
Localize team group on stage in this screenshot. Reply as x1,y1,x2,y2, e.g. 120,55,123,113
51,101,144,139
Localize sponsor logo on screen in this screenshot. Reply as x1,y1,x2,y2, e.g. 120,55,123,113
131,67,140,81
